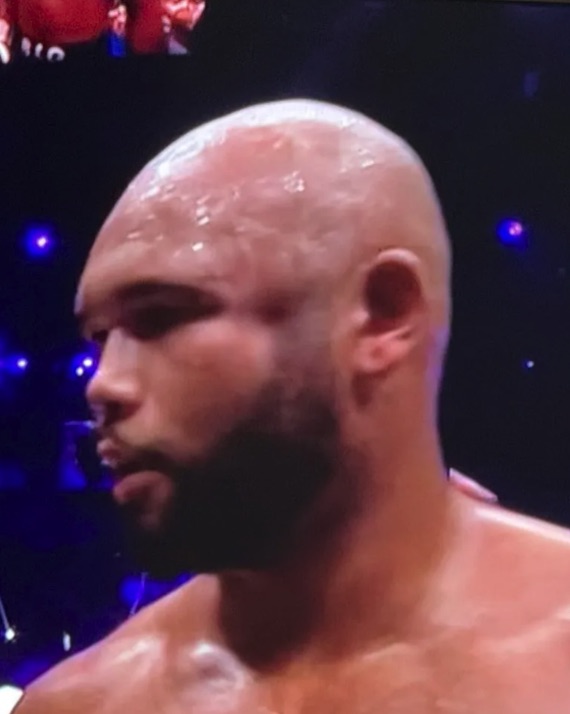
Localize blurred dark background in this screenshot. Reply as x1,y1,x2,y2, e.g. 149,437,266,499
1,0,570,687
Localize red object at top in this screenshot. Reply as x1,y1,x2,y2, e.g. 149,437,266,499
163,0,205,31
128,0,206,54
14,0,112,45
1,0,206,58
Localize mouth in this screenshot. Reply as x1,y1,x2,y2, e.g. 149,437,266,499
97,443,150,482
112,461,148,481
100,459,144,483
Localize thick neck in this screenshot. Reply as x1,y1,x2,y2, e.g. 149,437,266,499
215,428,455,673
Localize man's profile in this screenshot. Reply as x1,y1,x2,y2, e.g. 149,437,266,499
15,100,570,713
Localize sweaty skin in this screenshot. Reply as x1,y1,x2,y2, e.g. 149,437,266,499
16,100,570,714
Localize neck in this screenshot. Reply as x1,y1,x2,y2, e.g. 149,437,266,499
215,431,456,672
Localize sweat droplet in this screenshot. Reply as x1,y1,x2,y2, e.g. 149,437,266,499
357,149,375,169
283,172,306,194
143,186,161,200
195,205,211,226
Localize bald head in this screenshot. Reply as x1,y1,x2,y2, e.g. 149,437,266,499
90,99,450,346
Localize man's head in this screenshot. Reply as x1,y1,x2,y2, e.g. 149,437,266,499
76,99,451,577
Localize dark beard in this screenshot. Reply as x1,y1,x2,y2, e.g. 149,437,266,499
120,322,338,579
120,425,336,579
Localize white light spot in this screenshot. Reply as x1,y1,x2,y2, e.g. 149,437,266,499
0,685,24,710
4,627,16,642
157,162,172,180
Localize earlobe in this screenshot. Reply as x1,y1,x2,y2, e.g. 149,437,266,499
354,249,424,376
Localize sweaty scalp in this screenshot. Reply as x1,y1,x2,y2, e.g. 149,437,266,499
92,99,451,345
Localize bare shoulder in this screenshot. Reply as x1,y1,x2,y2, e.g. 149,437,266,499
14,641,108,714
14,609,162,714
476,501,570,566
478,507,570,681
15,576,216,714
466,500,570,627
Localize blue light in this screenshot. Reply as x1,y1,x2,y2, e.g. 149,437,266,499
70,352,97,379
108,32,128,58
0,355,30,375
119,574,192,609
23,226,57,258
497,219,528,248
119,576,144,608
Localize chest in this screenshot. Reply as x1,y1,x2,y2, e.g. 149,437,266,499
98,631,570,714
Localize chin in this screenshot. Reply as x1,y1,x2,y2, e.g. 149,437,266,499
121,503,289,579
117,427,335,576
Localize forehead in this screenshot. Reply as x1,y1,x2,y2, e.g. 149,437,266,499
76,230,236,316
76,117,374,319
78,149,330,311
76,198,307,322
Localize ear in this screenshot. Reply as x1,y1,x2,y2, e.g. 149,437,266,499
353,248,425,376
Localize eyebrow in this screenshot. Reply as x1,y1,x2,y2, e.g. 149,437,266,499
76,280,218,335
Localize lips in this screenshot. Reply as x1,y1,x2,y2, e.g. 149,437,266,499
97,442,145,482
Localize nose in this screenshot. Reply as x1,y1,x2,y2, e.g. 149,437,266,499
86,331,141,424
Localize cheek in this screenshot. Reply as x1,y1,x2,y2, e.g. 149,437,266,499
146,321,274,450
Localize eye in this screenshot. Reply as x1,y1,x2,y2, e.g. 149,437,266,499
127,303,218,340
126,307,177,340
